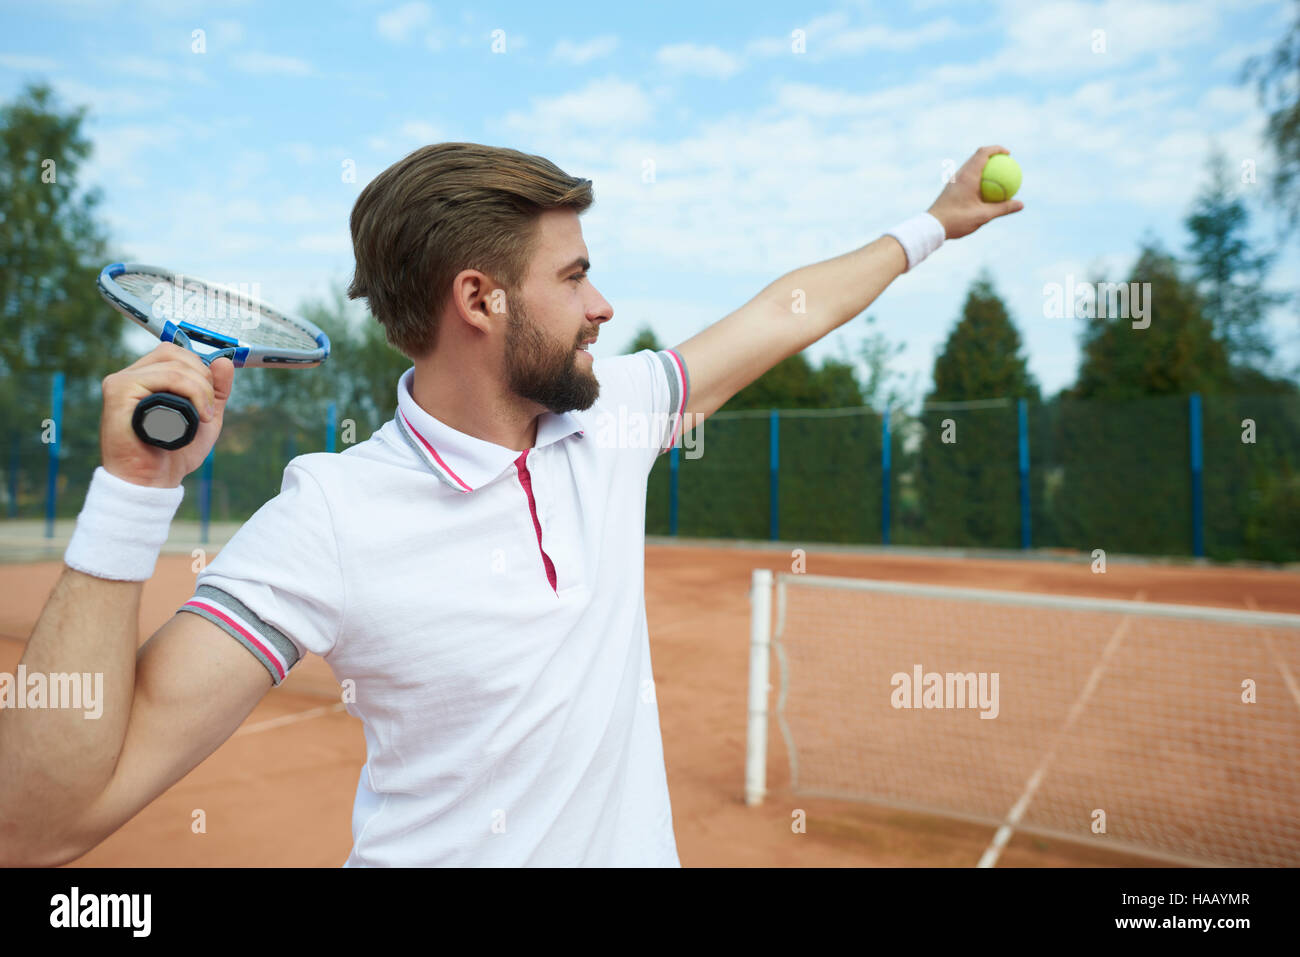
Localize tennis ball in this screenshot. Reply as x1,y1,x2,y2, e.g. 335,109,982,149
980,154,1022,202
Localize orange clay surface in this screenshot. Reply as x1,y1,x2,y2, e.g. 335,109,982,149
1,542,1296,867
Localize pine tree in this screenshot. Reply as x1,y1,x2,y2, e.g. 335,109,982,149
1184,147,1289,373
1071,242,1229,399
916,272,1037,547
0,83,129,517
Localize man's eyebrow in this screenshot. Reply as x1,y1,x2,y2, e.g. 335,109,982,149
556,256,590,277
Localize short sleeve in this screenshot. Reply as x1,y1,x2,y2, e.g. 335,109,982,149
178,461,344,686
590,348,691,471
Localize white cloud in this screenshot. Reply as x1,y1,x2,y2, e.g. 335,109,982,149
52,78,168,114
400,120,440,143
824,17,961,54
1198,85,1257,115
926,0,1221,84
655,43,742,79
377,2,444,49
365,120,443,156
0,53,60,70
212,19,244,47
98,55,208,84
110,189,278,265
503,78,654,133
283,142,317,165
232,52,313,76
552,35,619,65
746,11,957,59
225,149,271,193
276,195,329,225
90,124,183,188
297,230,352,254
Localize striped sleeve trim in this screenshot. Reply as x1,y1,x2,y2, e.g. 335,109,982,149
655,349,690,452
178,584,302,686
396,409,474,492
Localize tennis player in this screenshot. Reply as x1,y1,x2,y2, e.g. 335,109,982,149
0,143,1021,867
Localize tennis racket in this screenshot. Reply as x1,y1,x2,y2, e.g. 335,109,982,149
96,263,330,450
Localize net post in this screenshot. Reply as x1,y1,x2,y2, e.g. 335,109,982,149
745,568,774,807
44,372,63,540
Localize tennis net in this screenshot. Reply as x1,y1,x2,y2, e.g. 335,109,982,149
745,571,1300,867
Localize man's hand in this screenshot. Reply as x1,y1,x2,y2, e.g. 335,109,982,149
100,344,235,489
927,145,1024,240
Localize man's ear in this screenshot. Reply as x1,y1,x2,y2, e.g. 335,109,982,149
449,268,497,334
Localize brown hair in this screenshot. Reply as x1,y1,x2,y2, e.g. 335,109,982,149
347,142,594,357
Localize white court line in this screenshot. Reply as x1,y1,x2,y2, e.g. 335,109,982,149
975,590,1144,869
234,701,347,737
1244,596,1300,711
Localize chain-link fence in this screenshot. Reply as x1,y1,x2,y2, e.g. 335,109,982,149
6,374,1299,562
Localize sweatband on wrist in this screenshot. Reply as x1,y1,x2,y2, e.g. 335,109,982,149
884,212,946,272
63,466,185,581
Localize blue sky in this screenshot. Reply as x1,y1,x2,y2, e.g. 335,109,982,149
2,0,1296,401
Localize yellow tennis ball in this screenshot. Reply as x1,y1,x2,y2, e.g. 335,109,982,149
980,154,1022,202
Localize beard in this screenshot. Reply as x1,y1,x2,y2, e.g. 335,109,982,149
503,293,600,414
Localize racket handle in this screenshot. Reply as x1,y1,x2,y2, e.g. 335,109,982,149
133,392,200,450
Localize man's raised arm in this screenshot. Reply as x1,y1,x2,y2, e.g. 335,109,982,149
674,145,1024,424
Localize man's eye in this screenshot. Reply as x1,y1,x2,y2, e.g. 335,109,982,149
570,273,586,282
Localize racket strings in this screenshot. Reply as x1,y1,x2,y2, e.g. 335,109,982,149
114,272,319,351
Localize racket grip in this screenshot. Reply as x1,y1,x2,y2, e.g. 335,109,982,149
133,392,200,450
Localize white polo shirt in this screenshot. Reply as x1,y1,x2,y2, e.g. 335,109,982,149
180,348,691,867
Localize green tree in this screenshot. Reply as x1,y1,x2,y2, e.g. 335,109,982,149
0,83,128,517
1241,0,1300,241
914,272,1037,548
206,283,410,519
810,357,865,408
1055,245,1229,556
850,313,917,411
721,352,866,411
930,272,1039,402
1184,146,1290,371
0,83,126,378
623,324,661,353
1071,242,1229,399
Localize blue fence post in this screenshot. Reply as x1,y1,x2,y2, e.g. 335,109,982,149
1189,392,1204,557
881,403,891,545
1018,398,1031,550
200,445,214,546
44,372,64,540
769,409,780,541
326,401,337,453
669,445,679,536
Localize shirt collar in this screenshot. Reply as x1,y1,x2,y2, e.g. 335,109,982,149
394,366,585,492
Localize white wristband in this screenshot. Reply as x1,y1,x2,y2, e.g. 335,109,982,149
884,212,946,272
63,466,185,581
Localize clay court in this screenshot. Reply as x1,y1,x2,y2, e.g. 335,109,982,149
2,533,1298,867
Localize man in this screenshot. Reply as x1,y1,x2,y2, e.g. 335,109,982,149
0,142,1021,867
